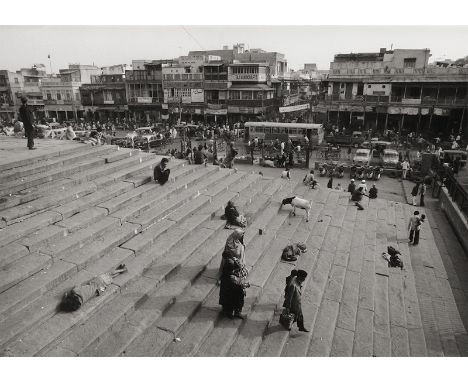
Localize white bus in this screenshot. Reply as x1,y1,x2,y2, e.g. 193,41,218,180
245,122,324,145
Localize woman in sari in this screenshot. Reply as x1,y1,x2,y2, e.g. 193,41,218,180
218,229,250,319
224,200,247,228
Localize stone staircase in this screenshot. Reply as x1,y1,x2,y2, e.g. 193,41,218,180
0,140,467,357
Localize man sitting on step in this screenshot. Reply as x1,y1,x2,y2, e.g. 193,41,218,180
154,157,170,185
58,264,128,312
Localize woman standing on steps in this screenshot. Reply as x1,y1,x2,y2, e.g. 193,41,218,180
218,229,250,319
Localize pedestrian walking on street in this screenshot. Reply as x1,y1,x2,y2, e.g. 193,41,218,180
401,159,409,179
412,214,425,246
347,179,356,194
18,96,35,150
408,211,420,245
411,182,420,206
419,182,426,207
327,176,333,189
347,146,352,160
282,269,309,332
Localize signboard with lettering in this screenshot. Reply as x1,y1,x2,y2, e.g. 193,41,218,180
279,104,310,113
104,100,114,104
137,97,152,104
191,89,204,103
206,108,228,115
228,73,267,82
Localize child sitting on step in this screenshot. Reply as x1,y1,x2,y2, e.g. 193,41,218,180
58,264,128,312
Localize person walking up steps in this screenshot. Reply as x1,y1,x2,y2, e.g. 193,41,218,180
408,211,420,245
412,214,425,246
419,182,426,207
411,182,420,206
282,269,309,332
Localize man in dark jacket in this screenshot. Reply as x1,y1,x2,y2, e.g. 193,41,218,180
283,269,309,332
154,157,170,185
347,179,356,194
18,96,35,149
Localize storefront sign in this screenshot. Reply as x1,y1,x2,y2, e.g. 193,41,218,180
402,107,419,115
161,114,169,120
206,108,228,115
191,89,204,103
182,96,192,104
434,108,448,116
137,97,153,104
402,98,421,105
104,100,114,104
279,104,310,113
388,106,401,114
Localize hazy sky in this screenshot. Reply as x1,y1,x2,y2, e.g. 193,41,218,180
1,25,467,73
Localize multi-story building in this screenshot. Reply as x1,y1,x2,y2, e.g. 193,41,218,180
16,64,48,120
226,62,275,122
0,70,23,121
190,43,288,78
162,60,205,123
316,48,468,137
125,60,168,123
41,64,100,121
203,61,229,124
79,68,128,122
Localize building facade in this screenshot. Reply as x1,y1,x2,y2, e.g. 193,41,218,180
226,62,275,122
16,64,48,120
41,64,100,122
316,48,468,138
125,60,168,123
0,70,24,121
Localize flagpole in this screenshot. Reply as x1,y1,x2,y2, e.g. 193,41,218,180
48,54,53,77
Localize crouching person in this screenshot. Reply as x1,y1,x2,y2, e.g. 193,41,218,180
59,264,128,312
154,157,170,185
282,269,309,332
224,200,247,228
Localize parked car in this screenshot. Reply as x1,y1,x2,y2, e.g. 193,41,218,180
353,148,371,166
382,149,400,168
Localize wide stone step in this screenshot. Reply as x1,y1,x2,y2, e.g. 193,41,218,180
0,145,117,184
37,217,121,258
0,253,53,294
59,225,224,357
0,211,63,248
0,221,142,325
0,243,30,269
0,141,91,173
0,181,99,225
52,182,136,219
0,156,106,197
55,207,109,233
100,148,140,163
89,183,280,357
100,164,203,215
66,153,158,183
0,247,135,354
119,169,235,230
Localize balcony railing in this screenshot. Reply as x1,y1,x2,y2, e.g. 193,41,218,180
227,99,275,107
325,94,468,106
128,97,162,104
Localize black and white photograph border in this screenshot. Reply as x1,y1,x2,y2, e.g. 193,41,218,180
1,1,468,382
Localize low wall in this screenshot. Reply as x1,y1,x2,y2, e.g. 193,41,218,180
439,187,468,255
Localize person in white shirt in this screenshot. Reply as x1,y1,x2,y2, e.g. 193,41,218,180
408,211,420,244
281,167,291,180
401,160,410,179
280,141,285,156
359,179,368,194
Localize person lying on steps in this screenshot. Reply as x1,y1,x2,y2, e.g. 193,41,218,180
58,264,128,312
